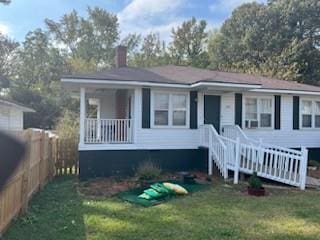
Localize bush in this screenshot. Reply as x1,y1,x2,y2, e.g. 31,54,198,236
308,160,320,168
55,110,79,140
248,172,263,189
136,161,161,181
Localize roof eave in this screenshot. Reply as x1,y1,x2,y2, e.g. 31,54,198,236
250,88,320,96
61,78,262,90
0,100,35,112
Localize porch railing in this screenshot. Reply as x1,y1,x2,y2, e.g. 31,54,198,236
84,118,133,144
200,125,228,178
221,125,308,189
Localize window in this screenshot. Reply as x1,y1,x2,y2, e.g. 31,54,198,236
300,100,320,129
244,97,272,128
260,99,272,127
301,100,312,128
315,102,320,128
172,94,187,126
152,92,188,127
245,98,258,128
154,93,169,126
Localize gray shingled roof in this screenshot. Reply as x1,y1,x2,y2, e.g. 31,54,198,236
63,65,320,92
0,97,35,112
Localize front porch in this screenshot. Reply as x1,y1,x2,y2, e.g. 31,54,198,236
80,87,135,145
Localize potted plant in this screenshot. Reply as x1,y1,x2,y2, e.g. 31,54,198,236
308,160,320,171
247,172,265,196
136,161,162,188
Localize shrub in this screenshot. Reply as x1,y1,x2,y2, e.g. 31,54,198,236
55,110,79,140
248,172,263,189
308,160,320,168
136,161,161,180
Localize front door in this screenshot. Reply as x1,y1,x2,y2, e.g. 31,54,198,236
204,95,221,133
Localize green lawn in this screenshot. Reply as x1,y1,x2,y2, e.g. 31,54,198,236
4,176,320,240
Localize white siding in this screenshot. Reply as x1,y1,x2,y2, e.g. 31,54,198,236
9,109,23,130
99,91,116,119
80,88,320,150
0,105,24,131
134,87,200,149
80,87,200,150
0,106,9,130
242,94,320,148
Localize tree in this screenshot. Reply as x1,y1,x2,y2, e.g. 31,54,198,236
169,17,209,68
0,0,10,5
46,7,119,71
208,0,320,84
121,33,141,65
0,34,19,78
9,29,72,129
129,33,169,67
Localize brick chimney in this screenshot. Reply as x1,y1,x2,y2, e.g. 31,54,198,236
115,45,127,68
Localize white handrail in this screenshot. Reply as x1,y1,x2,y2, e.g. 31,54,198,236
200,125,227,178
221,125,308,189
222,125,301,155
238,142,307,189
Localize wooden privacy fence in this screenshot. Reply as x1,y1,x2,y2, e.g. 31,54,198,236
0,128,78,234
56,137,79,175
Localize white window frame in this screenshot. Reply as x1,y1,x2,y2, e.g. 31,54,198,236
300,98,320,129
243,96,274,129
151,90,189,128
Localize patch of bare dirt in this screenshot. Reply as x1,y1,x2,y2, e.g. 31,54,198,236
78,176,139,197
78,171,212,197
308,168,320,179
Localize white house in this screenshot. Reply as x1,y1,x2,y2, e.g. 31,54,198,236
62,46,320,189
0,97,35,131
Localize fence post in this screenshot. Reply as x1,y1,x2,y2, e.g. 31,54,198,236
234,137,240,184
48,136,54,181
208,130,213,175
39,130,46,189
300,147,308,190
223,145,228,180
20,129,32,214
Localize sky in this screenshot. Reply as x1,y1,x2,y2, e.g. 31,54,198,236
0,0,267,42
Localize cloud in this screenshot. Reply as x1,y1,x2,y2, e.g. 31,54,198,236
209,0,266,14
118,0,184,22
0,22,10,36
118,0,185,42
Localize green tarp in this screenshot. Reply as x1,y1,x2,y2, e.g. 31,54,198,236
117,181,210,207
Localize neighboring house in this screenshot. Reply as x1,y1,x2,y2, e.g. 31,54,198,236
62,46,318,189
0,97,35,131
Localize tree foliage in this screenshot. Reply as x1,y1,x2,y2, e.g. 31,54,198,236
208,0,320,84
0,0,10,5
2,2,320,130
45,7,119,70
123,18,209,68
170,17,209,68
0,34,19,77
129,33,169,67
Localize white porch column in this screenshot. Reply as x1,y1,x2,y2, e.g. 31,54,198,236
133,87,141,144
79,87,86,145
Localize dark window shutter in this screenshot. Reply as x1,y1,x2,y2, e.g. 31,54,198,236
293,96,299,130
190,91,198,129
142,88,150,128
274,95,281,130
235,93,242,127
